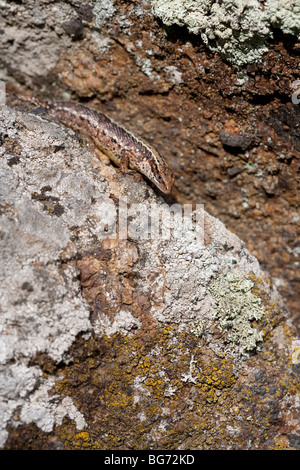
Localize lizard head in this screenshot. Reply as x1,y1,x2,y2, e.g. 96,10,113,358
140,144,175,194
150,160,175,194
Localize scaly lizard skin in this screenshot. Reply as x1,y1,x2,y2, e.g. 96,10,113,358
20,96,175,194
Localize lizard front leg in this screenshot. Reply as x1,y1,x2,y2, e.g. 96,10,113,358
119,152,144,182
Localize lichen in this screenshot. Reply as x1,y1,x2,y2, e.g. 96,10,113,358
51,327,238,449
191,319,206,338
150,0,300,65
92,0,116,28
266,0,300,36
208,271,265,351
7,321,297,449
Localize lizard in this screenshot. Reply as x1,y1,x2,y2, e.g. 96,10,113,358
19,96,175,194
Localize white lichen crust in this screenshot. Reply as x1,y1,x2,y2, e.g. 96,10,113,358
150,0,300,65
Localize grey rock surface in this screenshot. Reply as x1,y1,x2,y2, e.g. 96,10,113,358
0,104,298,449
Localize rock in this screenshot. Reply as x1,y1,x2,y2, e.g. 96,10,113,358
1,0,299,335
0,104,299,450
219,130,253,151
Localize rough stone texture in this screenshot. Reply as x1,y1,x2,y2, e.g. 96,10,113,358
0,0,300,450
1,0,299,334
0,100,299,451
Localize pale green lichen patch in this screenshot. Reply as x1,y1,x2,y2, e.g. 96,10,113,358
150,0,300,66
208,272,265,352
267,0,300,36
191,319,207,338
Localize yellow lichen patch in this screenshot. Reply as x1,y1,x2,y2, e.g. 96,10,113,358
74,431,90,442
47,317,298,450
